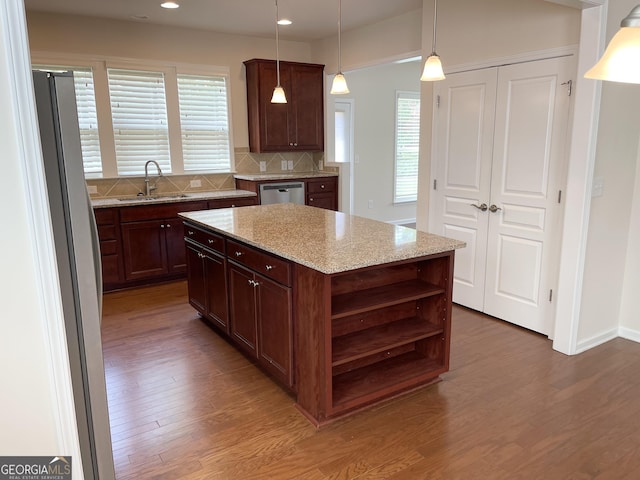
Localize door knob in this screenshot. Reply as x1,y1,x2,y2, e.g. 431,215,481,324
470,203,488,212
489,204,502,213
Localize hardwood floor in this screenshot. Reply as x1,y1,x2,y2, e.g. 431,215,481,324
101,281,640,479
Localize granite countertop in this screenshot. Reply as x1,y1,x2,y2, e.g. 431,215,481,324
179,203,465,274
91,189,257,208
234,171,338,181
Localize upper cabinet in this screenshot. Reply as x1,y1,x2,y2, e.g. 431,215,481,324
244,59,324,153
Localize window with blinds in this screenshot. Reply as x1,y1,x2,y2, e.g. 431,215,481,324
107,68,171,175
394,92,421,203
33,65,102,176
177,74,231,172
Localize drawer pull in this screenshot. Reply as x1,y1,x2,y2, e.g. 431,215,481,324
321,184,325,189
265,265,274,271
166,223,171,228
160,224,165,228
208,239,215,244
235,251,243,257
310,198,314,202
188,230,194,235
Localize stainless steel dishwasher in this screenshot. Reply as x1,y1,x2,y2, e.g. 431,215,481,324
259,182,305,205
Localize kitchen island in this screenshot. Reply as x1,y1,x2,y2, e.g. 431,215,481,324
180,204,464,426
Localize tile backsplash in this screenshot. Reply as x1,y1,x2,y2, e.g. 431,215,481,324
87,148,332,199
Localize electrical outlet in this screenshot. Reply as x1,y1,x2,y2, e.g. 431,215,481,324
368,199,374,209
86,185,98,194
259,161,267,172
592,176,604,197
287,160,294,170
281,160,287,170
190,179,202,188
319,160,323,170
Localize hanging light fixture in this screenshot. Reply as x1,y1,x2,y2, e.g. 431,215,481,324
421,0,445,82
330,0,349,94
585,5,640,84
271,0,287,103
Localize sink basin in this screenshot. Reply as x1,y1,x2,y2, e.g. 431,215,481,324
118,194,190,202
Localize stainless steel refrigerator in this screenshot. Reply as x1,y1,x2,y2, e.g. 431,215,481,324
32,71,115,479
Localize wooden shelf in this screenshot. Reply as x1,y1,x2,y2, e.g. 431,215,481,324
332,317,443,367
332,351,444,410
331,280,444,319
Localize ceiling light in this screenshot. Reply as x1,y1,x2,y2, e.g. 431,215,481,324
271,0,287,104
160,1,179,9
330,0,349,94
585,5,640,83
421,0,445,81
278,19,292,26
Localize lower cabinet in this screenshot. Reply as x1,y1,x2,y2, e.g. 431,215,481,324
185,240,228,333
228,261,293,388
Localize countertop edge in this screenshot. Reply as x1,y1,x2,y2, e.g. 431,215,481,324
91,189,257,209
234,172,338,181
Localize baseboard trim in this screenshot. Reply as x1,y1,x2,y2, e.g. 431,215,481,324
575,328,619,354
618,326,640,344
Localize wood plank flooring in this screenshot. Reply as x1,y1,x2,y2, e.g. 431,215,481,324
101,281,640,479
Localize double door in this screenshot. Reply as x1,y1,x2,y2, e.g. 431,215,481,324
430,56,574,335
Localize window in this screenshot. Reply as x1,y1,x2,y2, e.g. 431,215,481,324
177,74,231,172
32,56,234,177
33,65,102,176
394,92,420,203
108,69,171,175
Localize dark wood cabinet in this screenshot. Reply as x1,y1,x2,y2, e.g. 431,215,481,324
94,208,123,288
186,231,229,333
244,59,324,153
121,219,169,281
228,262,258,356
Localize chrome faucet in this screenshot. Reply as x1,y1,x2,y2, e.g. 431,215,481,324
144,160,163,197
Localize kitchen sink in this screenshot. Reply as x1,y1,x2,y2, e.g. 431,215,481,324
118,194,190,201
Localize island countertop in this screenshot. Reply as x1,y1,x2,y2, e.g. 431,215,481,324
179,203,465,274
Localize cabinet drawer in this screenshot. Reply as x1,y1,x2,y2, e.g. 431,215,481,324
94,208,117,225
208,196,257,209
98,225,117,241
228,240,291,286
120,201,207,222
307,178,336,194
184,225,225,254
100,239,118,256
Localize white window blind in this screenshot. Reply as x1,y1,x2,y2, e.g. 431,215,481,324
177,74,231,172
33,65,102,176
108,69,171,175
394,92,421,203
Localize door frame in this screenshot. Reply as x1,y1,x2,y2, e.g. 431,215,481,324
333,98,355,214
426,4,606,355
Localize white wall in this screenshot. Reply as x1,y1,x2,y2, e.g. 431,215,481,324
26,11,313,150
577,0,640,347
332,60,422,223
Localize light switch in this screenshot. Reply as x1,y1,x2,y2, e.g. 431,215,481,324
86,185,97,194
259,161,266,172
287,160,294,170
281,160,287,170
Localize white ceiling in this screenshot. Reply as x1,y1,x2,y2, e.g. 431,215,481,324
23,0,423,41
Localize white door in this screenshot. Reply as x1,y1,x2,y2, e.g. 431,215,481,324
431,56,573,335
335,100,354,214
431,68,497,311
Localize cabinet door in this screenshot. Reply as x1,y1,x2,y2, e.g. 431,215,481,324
204,250,228,333
290,64,324,151
257,61,291,151
185,243,206,314
256,274,293,387
228,262,258,357
165,217,187,274
307,192,336,211
121,220,168,281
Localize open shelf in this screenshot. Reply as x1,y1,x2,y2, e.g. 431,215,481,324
331,279,444,319
332,351,444,410
332,317,443,367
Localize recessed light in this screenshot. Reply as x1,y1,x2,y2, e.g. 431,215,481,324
277,19,292,26
160,1,180,9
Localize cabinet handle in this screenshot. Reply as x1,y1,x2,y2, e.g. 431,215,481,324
160,224,165,228
294,143,298,147
188,230,194,235
166,223,171,228
265,265,274,271
208,239,215,244
321,184,325,189
247,279,253,286
231,204,236,208
310,198,314,202
235,251,243,257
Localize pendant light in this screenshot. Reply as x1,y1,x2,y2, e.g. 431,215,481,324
271,0,287,103
585,5,640,84
330,0,349,94
421,0,445,82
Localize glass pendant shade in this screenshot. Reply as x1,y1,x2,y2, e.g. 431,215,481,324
585,27,640,83
271,86,287,103
331,73,350,94
421,54,446,81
